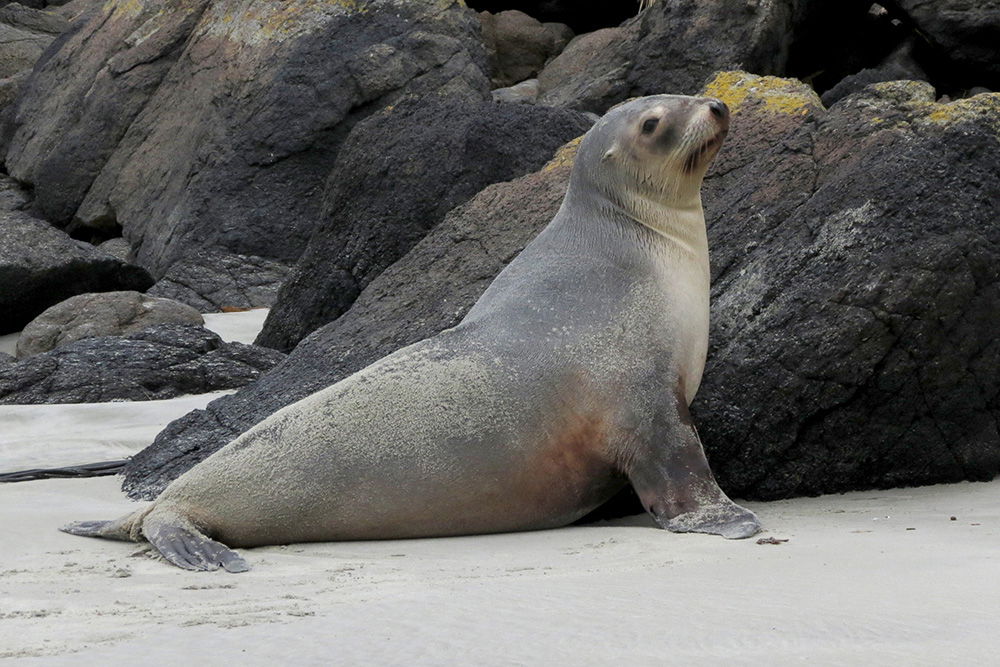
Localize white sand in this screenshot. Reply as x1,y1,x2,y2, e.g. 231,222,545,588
0,333,17,357
202,308,270,345
2,308,999,662
1,477,998,663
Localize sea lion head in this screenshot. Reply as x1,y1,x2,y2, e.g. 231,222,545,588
569,95,729,212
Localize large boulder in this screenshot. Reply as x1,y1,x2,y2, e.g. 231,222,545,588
123,74,1000,502
255,97,593,351
3,0,490,278
0,209,152,334
122,139,580,499
694,72,1000,498
0,324,285,404
15,290,203,358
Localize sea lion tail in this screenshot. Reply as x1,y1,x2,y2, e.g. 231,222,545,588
60,507,151,542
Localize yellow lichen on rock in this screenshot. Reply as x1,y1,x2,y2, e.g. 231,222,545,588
925,93,1000,134
106,0,145,19
864,80,936,106
702,71,822,116
860,82,1000,135
542,135,582,172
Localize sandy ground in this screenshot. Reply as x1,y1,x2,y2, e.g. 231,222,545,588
2,309,999,663
2,477,998,664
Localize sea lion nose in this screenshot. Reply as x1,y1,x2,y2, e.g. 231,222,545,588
707,100,729,119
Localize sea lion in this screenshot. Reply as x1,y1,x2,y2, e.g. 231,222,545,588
62,94,761,572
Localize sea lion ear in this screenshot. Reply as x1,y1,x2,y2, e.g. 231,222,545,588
601,147,616,163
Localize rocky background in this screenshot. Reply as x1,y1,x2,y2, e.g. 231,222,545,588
0,0,997,505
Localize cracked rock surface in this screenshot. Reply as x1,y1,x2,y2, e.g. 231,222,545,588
123,73,1000,502
0,324,285,404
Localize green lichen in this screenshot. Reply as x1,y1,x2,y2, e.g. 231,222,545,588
702,71,822,117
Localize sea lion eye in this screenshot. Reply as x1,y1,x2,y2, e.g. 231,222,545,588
641,118,659,134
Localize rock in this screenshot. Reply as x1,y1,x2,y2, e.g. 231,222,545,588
466,0,639,34
0,324,285,404
0,351,13,366
95,237,130,263
0,210,153,334
821,40,928,108
0,70,27,111
0,3,67,78
479,10,572,88
3,0,490,277
15,291,203,358
537,0,802,113
536,28,629,113
693,72,1000,498
491,77,539,104
122,138,580,499
891,0,1000,90
146,249,291,313
0,171,28,209
255,97,593,352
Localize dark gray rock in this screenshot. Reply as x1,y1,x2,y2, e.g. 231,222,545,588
0,171,28,209
821,41,928,108
479,9,572,88
0,210,153,334
122,138,580,500
0,3,67,77
0,323,285,404
16,290,203,358
0,351,13,366
4,0,490,277
96,237,130,263
536,28,629,113
146,249,291,313
126,74,1000,502
889,0,1000,90
537,0,802,113
694,73,1000,498
255,97,593,352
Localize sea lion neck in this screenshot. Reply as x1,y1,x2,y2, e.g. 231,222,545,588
561,175,709,260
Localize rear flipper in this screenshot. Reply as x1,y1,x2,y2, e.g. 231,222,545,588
62,506,249,572
61,508,150,541
142,510,250,573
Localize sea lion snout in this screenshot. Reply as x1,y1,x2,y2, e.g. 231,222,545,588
707,99,728,119
704,98,730,132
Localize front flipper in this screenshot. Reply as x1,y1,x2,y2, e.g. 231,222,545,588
626,397,761,540
143,509,250,573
